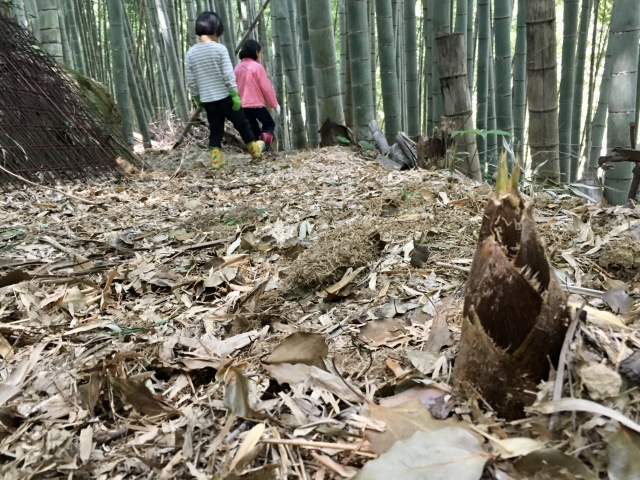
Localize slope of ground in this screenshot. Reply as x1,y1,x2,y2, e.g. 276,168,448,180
0,145,639,478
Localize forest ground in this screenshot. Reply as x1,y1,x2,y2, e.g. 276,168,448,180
1,137,639,478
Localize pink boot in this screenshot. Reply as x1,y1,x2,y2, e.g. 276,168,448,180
260,133,274,151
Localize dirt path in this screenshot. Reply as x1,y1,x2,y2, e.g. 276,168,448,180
0,146,639,478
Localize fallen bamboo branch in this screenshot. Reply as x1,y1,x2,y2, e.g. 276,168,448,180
0,163,103,206
261,438,375,456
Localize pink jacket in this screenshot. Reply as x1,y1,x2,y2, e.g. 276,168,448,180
234,58,279,109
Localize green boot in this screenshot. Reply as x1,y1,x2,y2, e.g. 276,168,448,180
209,148,225,170
247,140,266,159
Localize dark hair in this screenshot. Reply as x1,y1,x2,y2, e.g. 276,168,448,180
195,12,224,37
239,40,262,60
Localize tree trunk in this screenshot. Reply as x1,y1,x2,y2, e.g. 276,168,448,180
558,0,580,182
493,0,514,152
274,0,306,148
369,0,377,120
436,33,481,182
375,0,401,144
306,0,345,125
584,0,601,169
512,0,527,160
25,0,40,39
186,0,197,46
36,0,64,63
58,3,73,67
570,0,592,175
604,0,640,205
526,0,560,182
476,0,490,177
346,0,374,140
339,0,347,107
424,0,432,133
214,0,237,66
466,0,473,93
154,0,190,125
588,50,612,171
271,4,287,150
487,44,498,177
430,0,449,127
106,0,133,145
65,0,87,74
299,0,319,146
404,0,419,137
146,0,175,116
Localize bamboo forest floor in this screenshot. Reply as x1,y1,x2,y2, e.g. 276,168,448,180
2,140,640,479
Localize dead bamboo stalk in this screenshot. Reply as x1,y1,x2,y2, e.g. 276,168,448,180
368,119,391,155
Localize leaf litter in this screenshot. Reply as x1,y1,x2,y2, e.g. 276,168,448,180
0,143,640,477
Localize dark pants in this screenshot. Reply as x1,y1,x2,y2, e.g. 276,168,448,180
244,107,276,138
203,96,255,149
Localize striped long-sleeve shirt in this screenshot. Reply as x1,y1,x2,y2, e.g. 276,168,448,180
185,41,237,103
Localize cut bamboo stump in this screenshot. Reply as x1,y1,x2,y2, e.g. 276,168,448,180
435,33,481,182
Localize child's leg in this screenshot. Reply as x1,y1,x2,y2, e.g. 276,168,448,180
254,108,276,134
203,100,226,149
221,97,256,144
203,100,227,169
244,108,263,139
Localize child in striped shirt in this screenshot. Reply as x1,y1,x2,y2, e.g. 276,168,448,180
185,12,264,170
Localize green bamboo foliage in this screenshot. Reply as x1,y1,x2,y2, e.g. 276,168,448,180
274,0,306,148
154,0,190,125
36,0,63,63
604,0,640,205
106,0,133,145
299,0,320,146
512,0,526,158
430,0,449,126
571,0,592,174
527,0,560,181
404,0,419,137
347,0,374,140
558,0,580,182
376,0,401,144
476,0,490,174
493,0,513,148
306,0,345,124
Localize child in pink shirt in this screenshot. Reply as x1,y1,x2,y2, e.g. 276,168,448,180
234,40,280,150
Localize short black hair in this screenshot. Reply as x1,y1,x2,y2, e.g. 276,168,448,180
239,39,262,60
195,12,224,37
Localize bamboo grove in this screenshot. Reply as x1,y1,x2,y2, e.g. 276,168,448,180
7,0,640,205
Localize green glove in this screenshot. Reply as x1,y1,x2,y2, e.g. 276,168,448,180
230,90,242,111
194,95,203,108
